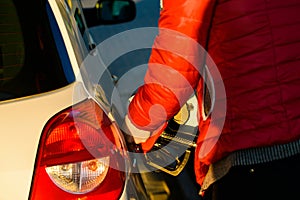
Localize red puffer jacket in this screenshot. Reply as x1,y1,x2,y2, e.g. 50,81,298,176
128,0,300,186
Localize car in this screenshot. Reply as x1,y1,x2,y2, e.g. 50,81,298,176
0,0,150,199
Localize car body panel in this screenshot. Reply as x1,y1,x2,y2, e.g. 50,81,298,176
0,82,88,199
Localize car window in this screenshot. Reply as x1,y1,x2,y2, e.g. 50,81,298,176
0,0,69,101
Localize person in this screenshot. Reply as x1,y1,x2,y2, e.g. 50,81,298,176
124,0,300,199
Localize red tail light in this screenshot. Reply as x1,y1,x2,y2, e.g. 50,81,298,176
30,99,127,199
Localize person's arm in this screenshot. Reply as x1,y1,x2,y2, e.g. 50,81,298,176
127,0,217,146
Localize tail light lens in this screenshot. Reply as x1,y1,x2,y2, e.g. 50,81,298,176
30,99,127,199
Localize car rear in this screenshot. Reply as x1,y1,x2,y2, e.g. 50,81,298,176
0,0,134,199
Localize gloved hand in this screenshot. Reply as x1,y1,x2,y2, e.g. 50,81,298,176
124,114,167,152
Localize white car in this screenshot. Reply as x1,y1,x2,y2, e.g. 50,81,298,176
0,0,148,199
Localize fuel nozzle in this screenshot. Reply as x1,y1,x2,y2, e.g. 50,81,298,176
144,118,198,176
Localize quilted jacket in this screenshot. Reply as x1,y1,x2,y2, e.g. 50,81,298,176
128,0,300,186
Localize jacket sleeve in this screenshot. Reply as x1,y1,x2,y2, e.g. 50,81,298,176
128,0,217,131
